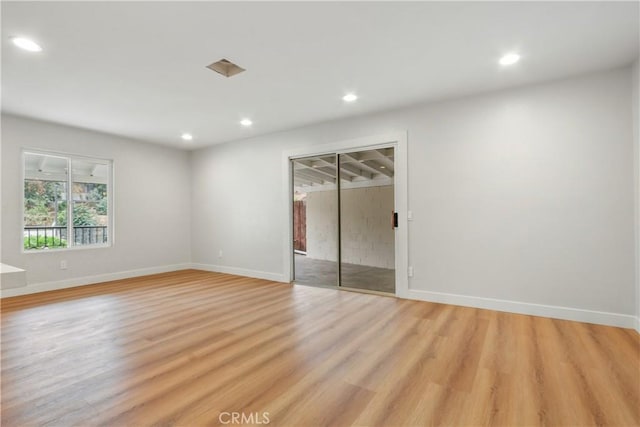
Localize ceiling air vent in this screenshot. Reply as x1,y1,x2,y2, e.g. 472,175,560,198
206,58,246,78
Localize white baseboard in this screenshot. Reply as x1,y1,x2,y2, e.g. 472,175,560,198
406,288,637,329
2,262,636,332
190,263,288,283
0,263,192,298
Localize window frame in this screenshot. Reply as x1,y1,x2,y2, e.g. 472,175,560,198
21,149,114,254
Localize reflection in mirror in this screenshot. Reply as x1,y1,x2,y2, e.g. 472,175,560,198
339,148,396,294
292,155,338,288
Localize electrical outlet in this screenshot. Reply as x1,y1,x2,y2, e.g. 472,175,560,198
60,260,68,270
408,266,414,277
218,250,223,259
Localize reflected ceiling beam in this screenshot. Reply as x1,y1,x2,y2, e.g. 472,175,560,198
339,161,373,180
313,158,354,182
295,173,324,185
375,147,394,159
304,168,336,183
294,159,337,179
337,167,358,179
373,149,395,171
306,166,337,181
341,149,393,163
313,157,339,170
295,169,334,184
294,178,314,186
367,162,393,178
341,154,388,178
305,157,356,182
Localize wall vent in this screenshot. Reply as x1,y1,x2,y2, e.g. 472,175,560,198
206,59,245,78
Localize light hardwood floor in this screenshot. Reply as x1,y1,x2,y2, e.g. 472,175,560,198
1,270,638,426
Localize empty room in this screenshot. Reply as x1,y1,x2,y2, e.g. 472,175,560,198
1,1,639,426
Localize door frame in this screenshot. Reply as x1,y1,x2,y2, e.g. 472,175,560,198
282,132,409,298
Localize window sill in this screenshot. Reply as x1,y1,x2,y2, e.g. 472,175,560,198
22,244,112,254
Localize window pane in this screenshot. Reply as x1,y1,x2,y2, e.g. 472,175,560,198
23,153,68,250
71,159,109,246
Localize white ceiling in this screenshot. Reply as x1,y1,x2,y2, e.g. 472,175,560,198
2,2,638,149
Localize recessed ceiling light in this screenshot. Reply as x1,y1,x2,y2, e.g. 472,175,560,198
342,93,358,102
11,36,42,52
499,53,520,66
240,118,253,127
380,165,386,169
181,133,193,141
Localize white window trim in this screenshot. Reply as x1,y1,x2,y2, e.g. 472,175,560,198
21,148,114,254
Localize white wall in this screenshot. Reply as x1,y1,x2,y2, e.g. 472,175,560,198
191,67,636,323
1,114,191,295
633,59,640,331
305,186,395,269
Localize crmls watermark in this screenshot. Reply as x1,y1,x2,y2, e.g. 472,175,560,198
218,412,270,425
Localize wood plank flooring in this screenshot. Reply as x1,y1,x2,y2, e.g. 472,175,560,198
1,269,638,426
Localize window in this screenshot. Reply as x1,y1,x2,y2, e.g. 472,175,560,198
23,151,112,251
